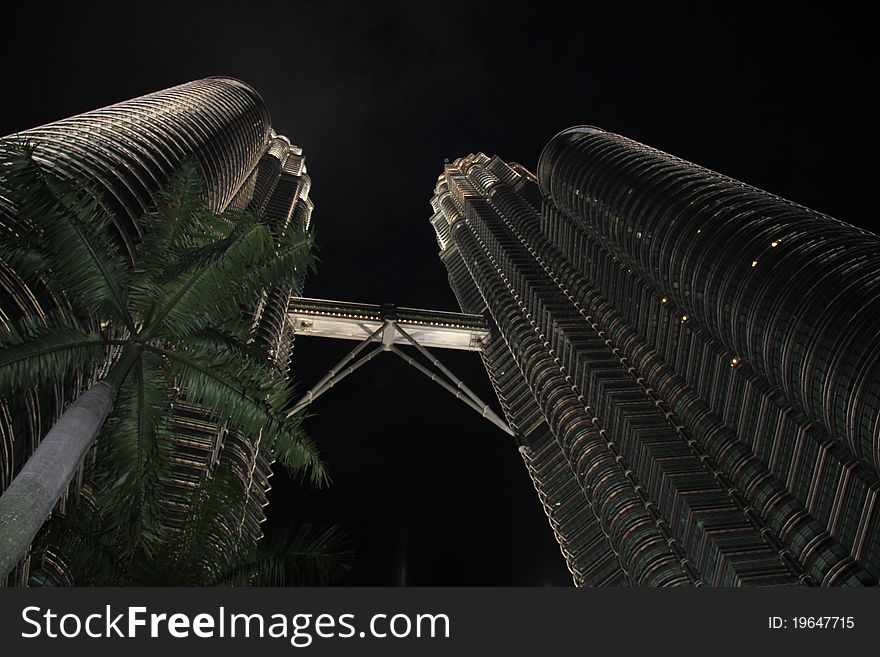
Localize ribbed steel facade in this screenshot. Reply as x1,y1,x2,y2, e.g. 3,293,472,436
430,128,880,586
0,78,312,583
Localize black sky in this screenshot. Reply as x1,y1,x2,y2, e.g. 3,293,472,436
2,1,877,585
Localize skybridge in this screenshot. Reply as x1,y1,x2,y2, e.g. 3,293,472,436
286,298,513,435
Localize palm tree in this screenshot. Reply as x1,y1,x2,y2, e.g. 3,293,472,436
27,464,352,586
0,144,323,578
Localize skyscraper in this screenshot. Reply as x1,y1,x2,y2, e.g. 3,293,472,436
0,78,312,583
430,127,880,586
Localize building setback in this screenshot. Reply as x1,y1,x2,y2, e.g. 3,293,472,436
430,126,880,586
0,78,312,584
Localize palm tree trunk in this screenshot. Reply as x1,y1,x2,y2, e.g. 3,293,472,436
0,380,115,580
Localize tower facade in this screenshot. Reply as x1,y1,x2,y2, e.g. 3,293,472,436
430,127,880,586
0,78,312,582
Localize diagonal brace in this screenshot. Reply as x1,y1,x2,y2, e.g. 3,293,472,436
393,324,490,410
388,345,515,436
287,325,384,417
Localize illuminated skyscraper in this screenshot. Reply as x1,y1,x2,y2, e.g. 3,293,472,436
0,78,312,583
430,127,880,586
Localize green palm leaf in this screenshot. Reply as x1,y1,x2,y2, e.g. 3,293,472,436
91,350,174,557
211,525,353,586
28,508,130,586
0,313,113,397
149,464,255,585
143,223,278,338
0,143,134,332
149,343,326,486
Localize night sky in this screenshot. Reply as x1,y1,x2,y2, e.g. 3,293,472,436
2,2,876,585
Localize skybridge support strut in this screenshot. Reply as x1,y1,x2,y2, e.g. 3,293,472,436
286,301,514,436
287,324,386,416
388,344,514,436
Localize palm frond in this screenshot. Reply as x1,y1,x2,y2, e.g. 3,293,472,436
273,425,329,488
137,162,235,265
28,508,131,586
211,524,353,586
90,350,175,557
130,163,221,323
146,223,293,339
0,312,113,397
142,223,314,340
145,464,254,585
146,209,262,280
173,327,292,408
0,143,134,331
231,230,316,309
148,343,326,486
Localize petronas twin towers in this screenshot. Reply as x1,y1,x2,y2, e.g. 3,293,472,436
3,79,879,586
